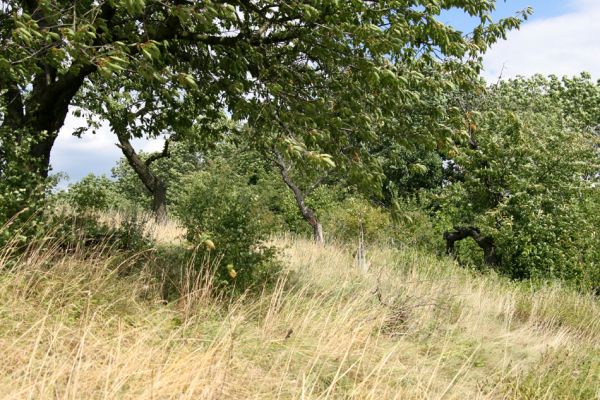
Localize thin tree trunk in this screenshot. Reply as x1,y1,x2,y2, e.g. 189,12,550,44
116,133,170,224
312,219,324,244
273,151,324,244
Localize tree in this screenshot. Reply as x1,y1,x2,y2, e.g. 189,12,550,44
111,141,204,214
1,0,528,219
271,148,330,243
439,75,600,287
75,73,217,222
245,55,468,242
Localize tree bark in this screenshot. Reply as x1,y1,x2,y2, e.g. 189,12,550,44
273,151,324,244
312,219,324,244
153,180,168,225
116,133,170,224
2,65,95,178
444,226,499,266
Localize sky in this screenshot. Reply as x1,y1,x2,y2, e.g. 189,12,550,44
49,0,600,185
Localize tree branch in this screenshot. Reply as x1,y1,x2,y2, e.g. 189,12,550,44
444,226,499,266
145,139,170,167
115,132,158,194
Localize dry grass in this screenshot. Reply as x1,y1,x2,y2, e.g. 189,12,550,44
0,227,598,399
97,210,186,245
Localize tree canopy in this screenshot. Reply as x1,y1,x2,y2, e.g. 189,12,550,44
439,74,600,287
1,1,527,208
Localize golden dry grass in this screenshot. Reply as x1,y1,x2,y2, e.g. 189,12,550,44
97,210,187,245
0,229,598,399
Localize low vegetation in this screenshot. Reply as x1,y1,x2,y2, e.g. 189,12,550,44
0,220,598,399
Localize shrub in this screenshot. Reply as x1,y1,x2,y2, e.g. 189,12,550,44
389,196,446,253
173,163,280,291
66,174,118,213
322,196,390,244
48,209,155,252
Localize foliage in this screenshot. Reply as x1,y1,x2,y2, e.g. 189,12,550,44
1,0,529,222
381,146,444,202
0,128,47,246
321,194,444,254
322,196,391,244
389,197,446,253
65,174,118,213
174,161,280,290
439,78,600,288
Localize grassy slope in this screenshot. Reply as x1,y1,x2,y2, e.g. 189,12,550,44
0,230,599,399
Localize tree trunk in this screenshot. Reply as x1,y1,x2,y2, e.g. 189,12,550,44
153,181,168,225
444,226,499,266
28,66,96,178
116,133,170,224
311,218,324,244
274,151,324,244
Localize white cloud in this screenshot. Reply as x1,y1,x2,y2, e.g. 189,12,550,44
482,0,600,81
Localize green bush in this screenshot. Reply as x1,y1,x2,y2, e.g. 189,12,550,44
50,209,154,252
173,163,281,291
389,196,446,253
65,174,119,213
322,196,390,244
321,194,444,254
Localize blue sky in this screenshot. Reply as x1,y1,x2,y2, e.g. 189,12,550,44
441,0,572,31
50,0,600,185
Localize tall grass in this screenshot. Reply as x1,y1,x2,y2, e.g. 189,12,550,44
0,226,598,399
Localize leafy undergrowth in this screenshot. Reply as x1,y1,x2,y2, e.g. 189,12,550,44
0,233,598,399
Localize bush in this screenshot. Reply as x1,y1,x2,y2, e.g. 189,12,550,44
49,209,155,252
322,195,445,253
173,163,280,291
389,196,446,253
65,174,120,213
322,196,390,244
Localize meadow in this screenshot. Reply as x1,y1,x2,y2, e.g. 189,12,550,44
1,218,598,399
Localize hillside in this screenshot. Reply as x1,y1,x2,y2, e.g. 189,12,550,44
0,228,598,399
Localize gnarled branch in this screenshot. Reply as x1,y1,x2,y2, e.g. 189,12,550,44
145,139,170,167
444,226,499,266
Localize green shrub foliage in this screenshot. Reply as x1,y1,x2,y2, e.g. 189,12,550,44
66,174,117,213
174,161,280,290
